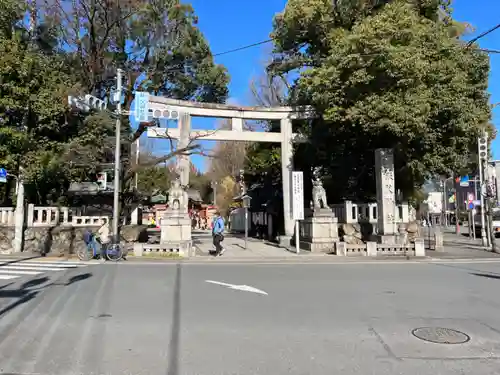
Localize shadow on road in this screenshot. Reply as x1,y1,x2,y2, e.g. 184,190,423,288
167,263,181,375
0,272,93,318
470,272,500,280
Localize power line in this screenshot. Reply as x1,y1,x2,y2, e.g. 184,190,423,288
213,39,273,57
467,22,500,47
124,35,499,94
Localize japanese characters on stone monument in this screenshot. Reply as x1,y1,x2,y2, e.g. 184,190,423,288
375,148,396,236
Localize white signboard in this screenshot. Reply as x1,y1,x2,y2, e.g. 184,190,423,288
135,91,150,122
292,171,304,220
427,192,443,214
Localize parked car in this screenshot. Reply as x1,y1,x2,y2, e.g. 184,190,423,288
471,211,500,238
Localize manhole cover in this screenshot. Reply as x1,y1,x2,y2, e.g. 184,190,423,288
412,327,470,344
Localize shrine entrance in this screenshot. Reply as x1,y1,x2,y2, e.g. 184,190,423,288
145,96,314,243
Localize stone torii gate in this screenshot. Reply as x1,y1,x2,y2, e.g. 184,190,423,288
145,96,314,244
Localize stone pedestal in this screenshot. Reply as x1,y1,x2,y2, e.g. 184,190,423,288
160,214,192,243
300,209,339,253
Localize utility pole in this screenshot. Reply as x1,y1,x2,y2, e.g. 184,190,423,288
113,68,123,240
453,174,460,235
13,4,36,253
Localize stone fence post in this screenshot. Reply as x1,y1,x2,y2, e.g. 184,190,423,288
26,204,34,228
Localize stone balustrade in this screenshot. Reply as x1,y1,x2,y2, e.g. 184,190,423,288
331,201,410,224
0,207,15,226
0,204,109,228
335,239,425,257
27,205,109,227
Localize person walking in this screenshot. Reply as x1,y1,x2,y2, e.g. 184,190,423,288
212,211,226,256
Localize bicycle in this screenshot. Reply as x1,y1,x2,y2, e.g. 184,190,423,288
78,230,123,262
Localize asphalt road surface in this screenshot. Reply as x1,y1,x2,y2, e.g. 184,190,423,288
1,259,500,374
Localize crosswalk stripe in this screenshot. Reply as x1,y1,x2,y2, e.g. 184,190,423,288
28,261,96,266
0,269,44,275
0,275,21,280
0,259,96,283
0,262,81,268
0,265,67,272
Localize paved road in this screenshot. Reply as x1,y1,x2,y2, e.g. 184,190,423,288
1,260,500,374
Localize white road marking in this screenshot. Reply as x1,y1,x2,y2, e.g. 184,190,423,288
205,280,268,295
0,259,96,282
0,265,66,272
0,262,81,268
0,275,21,280
0,270,44,275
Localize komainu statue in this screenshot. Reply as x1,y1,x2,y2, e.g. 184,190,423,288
311,167,328,209
167,179,189,213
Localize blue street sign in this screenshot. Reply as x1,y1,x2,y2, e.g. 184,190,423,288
459,176,469,187
468,202,475,210
0,168,6,183
134,91,150,122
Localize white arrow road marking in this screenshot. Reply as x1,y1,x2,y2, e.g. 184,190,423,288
205,280,268,295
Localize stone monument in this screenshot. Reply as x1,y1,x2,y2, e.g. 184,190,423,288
160,179,192,252
300,168,339,252
375,148,397,244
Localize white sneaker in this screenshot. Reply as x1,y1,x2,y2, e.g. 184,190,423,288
219,248,226,256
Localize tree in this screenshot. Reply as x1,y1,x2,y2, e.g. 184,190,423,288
206,119,248,213
0,0,111,205
37,0,229,216
270,0,492,202
42,0,229,141
243,73,288,187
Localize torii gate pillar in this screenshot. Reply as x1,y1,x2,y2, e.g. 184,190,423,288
177,113,191,187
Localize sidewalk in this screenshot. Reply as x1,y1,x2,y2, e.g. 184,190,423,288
423,226,500,259
194,234,323,258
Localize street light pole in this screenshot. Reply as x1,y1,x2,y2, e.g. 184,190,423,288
211,181,217,206
478,132,488,247
134,138,139,190
112,68,123,240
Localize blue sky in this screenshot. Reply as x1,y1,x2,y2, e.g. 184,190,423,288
147,0,500,171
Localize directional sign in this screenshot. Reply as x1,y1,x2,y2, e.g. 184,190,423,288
134,91,150,122
460,176,470,187
0,168,6,183
205,280,268,295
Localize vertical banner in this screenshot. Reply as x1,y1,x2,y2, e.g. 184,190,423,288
292,171,304,220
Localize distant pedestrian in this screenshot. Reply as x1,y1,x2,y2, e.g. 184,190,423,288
212,211,226,256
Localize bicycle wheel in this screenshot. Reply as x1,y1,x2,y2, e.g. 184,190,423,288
105,243,123,262
77,243,91,261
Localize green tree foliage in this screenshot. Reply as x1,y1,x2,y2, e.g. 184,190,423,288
269,0,492,201
0,0,106,204
42,0,229,140
0,0,230,207
244,74,287,187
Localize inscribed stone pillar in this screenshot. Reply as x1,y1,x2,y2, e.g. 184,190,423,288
280,118,294,242
375,148,396,236
177,113,191,187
